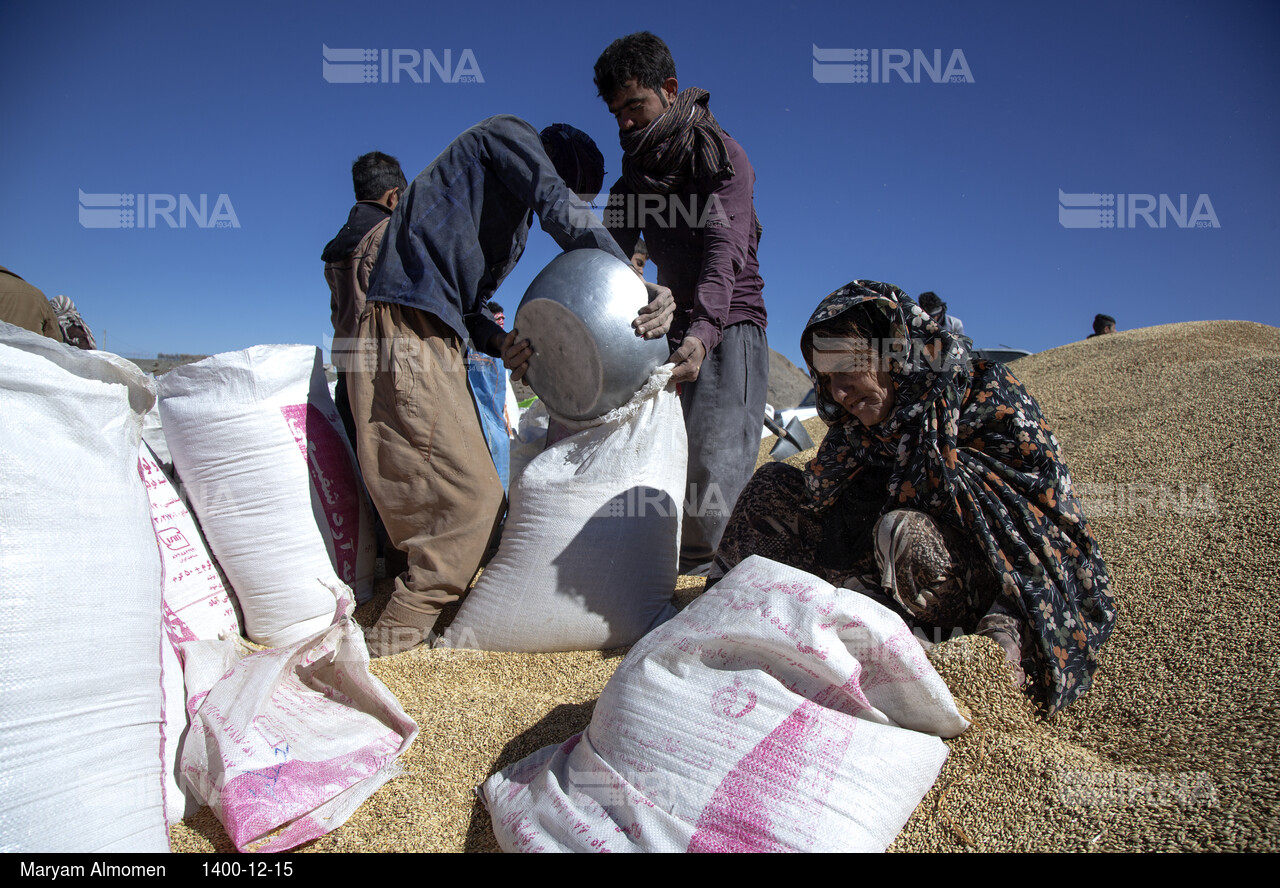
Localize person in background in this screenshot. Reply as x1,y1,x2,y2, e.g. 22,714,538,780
1088,314,1116,338
350,115,674,657
0,265,61,340
917,291,964,339
629,237,649,278
485,300,524,443
323,151,407,448
48,295,96,349
594,31,770,574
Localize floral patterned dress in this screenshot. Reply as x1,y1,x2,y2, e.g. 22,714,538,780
715,281,1116,713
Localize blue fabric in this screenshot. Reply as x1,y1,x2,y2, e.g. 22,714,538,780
466,349,510,493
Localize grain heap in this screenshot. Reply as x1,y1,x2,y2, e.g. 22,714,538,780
890,320,1279,853
170,320,1278,853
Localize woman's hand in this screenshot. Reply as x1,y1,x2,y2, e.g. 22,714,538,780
894,587,941,619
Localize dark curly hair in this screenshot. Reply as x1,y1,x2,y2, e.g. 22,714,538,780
593,31,676,102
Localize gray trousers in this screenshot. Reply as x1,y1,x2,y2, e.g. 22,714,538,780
679,321,770,572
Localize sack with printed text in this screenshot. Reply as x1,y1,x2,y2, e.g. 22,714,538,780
139,440,243,823
179,600,419,852
481,555,970,852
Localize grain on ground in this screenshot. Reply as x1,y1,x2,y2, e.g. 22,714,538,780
172,321,1280,852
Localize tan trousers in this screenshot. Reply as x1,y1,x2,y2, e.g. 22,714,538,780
348,301,506,633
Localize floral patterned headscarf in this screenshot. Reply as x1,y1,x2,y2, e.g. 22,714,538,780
800,279,966,448
800,280,1116,713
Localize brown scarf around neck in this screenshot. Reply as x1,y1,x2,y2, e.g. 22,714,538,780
620,87,735,195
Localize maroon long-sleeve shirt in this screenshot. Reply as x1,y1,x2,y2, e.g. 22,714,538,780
605,132,767,353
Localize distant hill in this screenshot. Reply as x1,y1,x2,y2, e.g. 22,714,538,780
125,354,208,376
766,347,812,410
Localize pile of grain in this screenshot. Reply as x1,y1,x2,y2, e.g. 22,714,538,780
891,321,1279,852
170,321,1278,853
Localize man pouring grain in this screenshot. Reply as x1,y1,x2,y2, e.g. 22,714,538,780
351,116,674,657
592,32,770,573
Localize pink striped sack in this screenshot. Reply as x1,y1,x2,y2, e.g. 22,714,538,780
179,600,419,853
139,441,243,824
138,441,241,643
481,555,970,852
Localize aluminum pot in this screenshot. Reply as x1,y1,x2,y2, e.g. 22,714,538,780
514,249,669,421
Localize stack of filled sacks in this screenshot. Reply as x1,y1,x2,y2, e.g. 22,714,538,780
0,329,416,853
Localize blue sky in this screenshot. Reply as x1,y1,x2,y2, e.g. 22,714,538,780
2,0,1276,368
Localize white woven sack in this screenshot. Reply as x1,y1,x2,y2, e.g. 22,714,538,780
481,555,971,852
504,372,521,437
142,402,174,476
138,441,242,823
0,323,167,852
159,631,197,825
158,345,375,647
440,365,686,653
179,604,419,852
